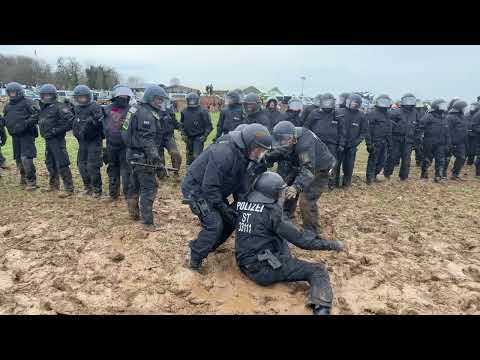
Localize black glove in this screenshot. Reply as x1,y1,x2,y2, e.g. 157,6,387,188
216,203,238,226
155,163,168,179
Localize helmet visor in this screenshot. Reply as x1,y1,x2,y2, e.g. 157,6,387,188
75,95,90,105
376,98,392,108
244,102,258,114
273,133,294,148
402,96,416,106
348,100,361,110
187,98,198,106
41,94,55,104
289,100,303,112
151,96,167,110
437,102,448,112
321,98,335,109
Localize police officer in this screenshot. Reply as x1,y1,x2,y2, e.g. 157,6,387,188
72,85,104,198
122,85,168,231
213,91,245,141
235,171,345,315
414,99,427,166
264,96,286,129
284,98,304,127
384,93,419,181
266,121,336,238
159,84,182,175
3,82,39,190
304,93,346,189
336,93,368,188
300,94,321,126
37,84,75,196
102,85,134,201
444,100,469,180
181,123,273,271
180,92,212,166
0,115,7,171
243,93,274,131
471,106,480,177
418,99,450,182
465,102,480,166
365,94,393,184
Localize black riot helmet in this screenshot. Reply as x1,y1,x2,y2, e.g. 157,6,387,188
469,102,480,115
338,92,350,108
272,120,302,149
447,97,461,112
320,93,336,110
431,99,448,113
288,98,303,112
243,93,261,114
449,100,468,114
73,85,93,106
6,82,25,101
111,84,134,108
400,93,416,107
346,93,362,110
229,123,273,153
375,94,392,109
248,171,288,204
226,91,241,106
39,83,58,104
312,94,323,107
186,92,200,107
142,85,169,110
415,99,424,109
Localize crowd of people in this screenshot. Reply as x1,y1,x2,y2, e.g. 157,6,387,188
0,82,479,315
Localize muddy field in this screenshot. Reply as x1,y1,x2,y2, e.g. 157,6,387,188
1,135,480,314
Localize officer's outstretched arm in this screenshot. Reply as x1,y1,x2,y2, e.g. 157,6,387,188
276,218,344,251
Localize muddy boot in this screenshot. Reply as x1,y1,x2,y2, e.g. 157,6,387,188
366,177,373,185
92,192,103,199
127,197,140,220
450,174,464,181
420,169,428,180
313,305,331,315
189,256,203,272
142,223,162,232
17,163,26,187
25,182,38,191
58,190,74,198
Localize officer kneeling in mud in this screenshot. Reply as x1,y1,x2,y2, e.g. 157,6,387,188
181,123,273,271
235,171,345,315
265,121,336,239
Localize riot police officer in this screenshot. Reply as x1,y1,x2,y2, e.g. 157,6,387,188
365,94,393,184
37,84,75,196
264,96,286,129
266,121,336,238
214,91,245,141
102,85,134,201
384,93,419,181
180,92,212,166
235,171,345,315
3,82,39,190
304,93,346,189
72,85,104,198
336,93,368,188
300,94,322,125
243,93,274,131
418,99,450,182
284,98,304,127
444,100,469,180
465,102,480,166
181,123,273,271
122,85,168,231
414,99,427,166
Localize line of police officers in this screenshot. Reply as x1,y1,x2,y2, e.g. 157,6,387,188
1,83,479,315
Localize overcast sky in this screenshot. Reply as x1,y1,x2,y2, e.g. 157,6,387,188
1,45,479,101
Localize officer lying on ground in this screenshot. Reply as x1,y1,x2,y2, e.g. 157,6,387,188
181,123,273,271
235,171,345,315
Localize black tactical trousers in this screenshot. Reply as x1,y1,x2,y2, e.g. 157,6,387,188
186,136,205,166
421,143,446,178
0,146,6,167
45,136,74,192
384,137,412,180
77,138,103,194
366,140,388,181
466,136,477,165
162,133,182,170
127,165,158,225
240,253,333,309
299,172,329,236
414,138,424,166
326,143,339,189
12,135,37,186
106,143,130,199
336,146,357,187
444,143,466,177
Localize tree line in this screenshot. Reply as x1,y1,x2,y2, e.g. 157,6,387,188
0,53,122,90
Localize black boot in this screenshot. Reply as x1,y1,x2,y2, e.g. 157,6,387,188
313,305,331,315
189,256,202,271
127,197,140,220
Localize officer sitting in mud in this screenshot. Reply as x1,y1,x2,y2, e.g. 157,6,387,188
234,171,345,315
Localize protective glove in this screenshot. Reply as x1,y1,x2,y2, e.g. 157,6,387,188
217,203,238,226
155,163,168,179
326,240,346,252
285,185,298,200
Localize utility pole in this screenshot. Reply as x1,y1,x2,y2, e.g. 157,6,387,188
300,76,306,97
